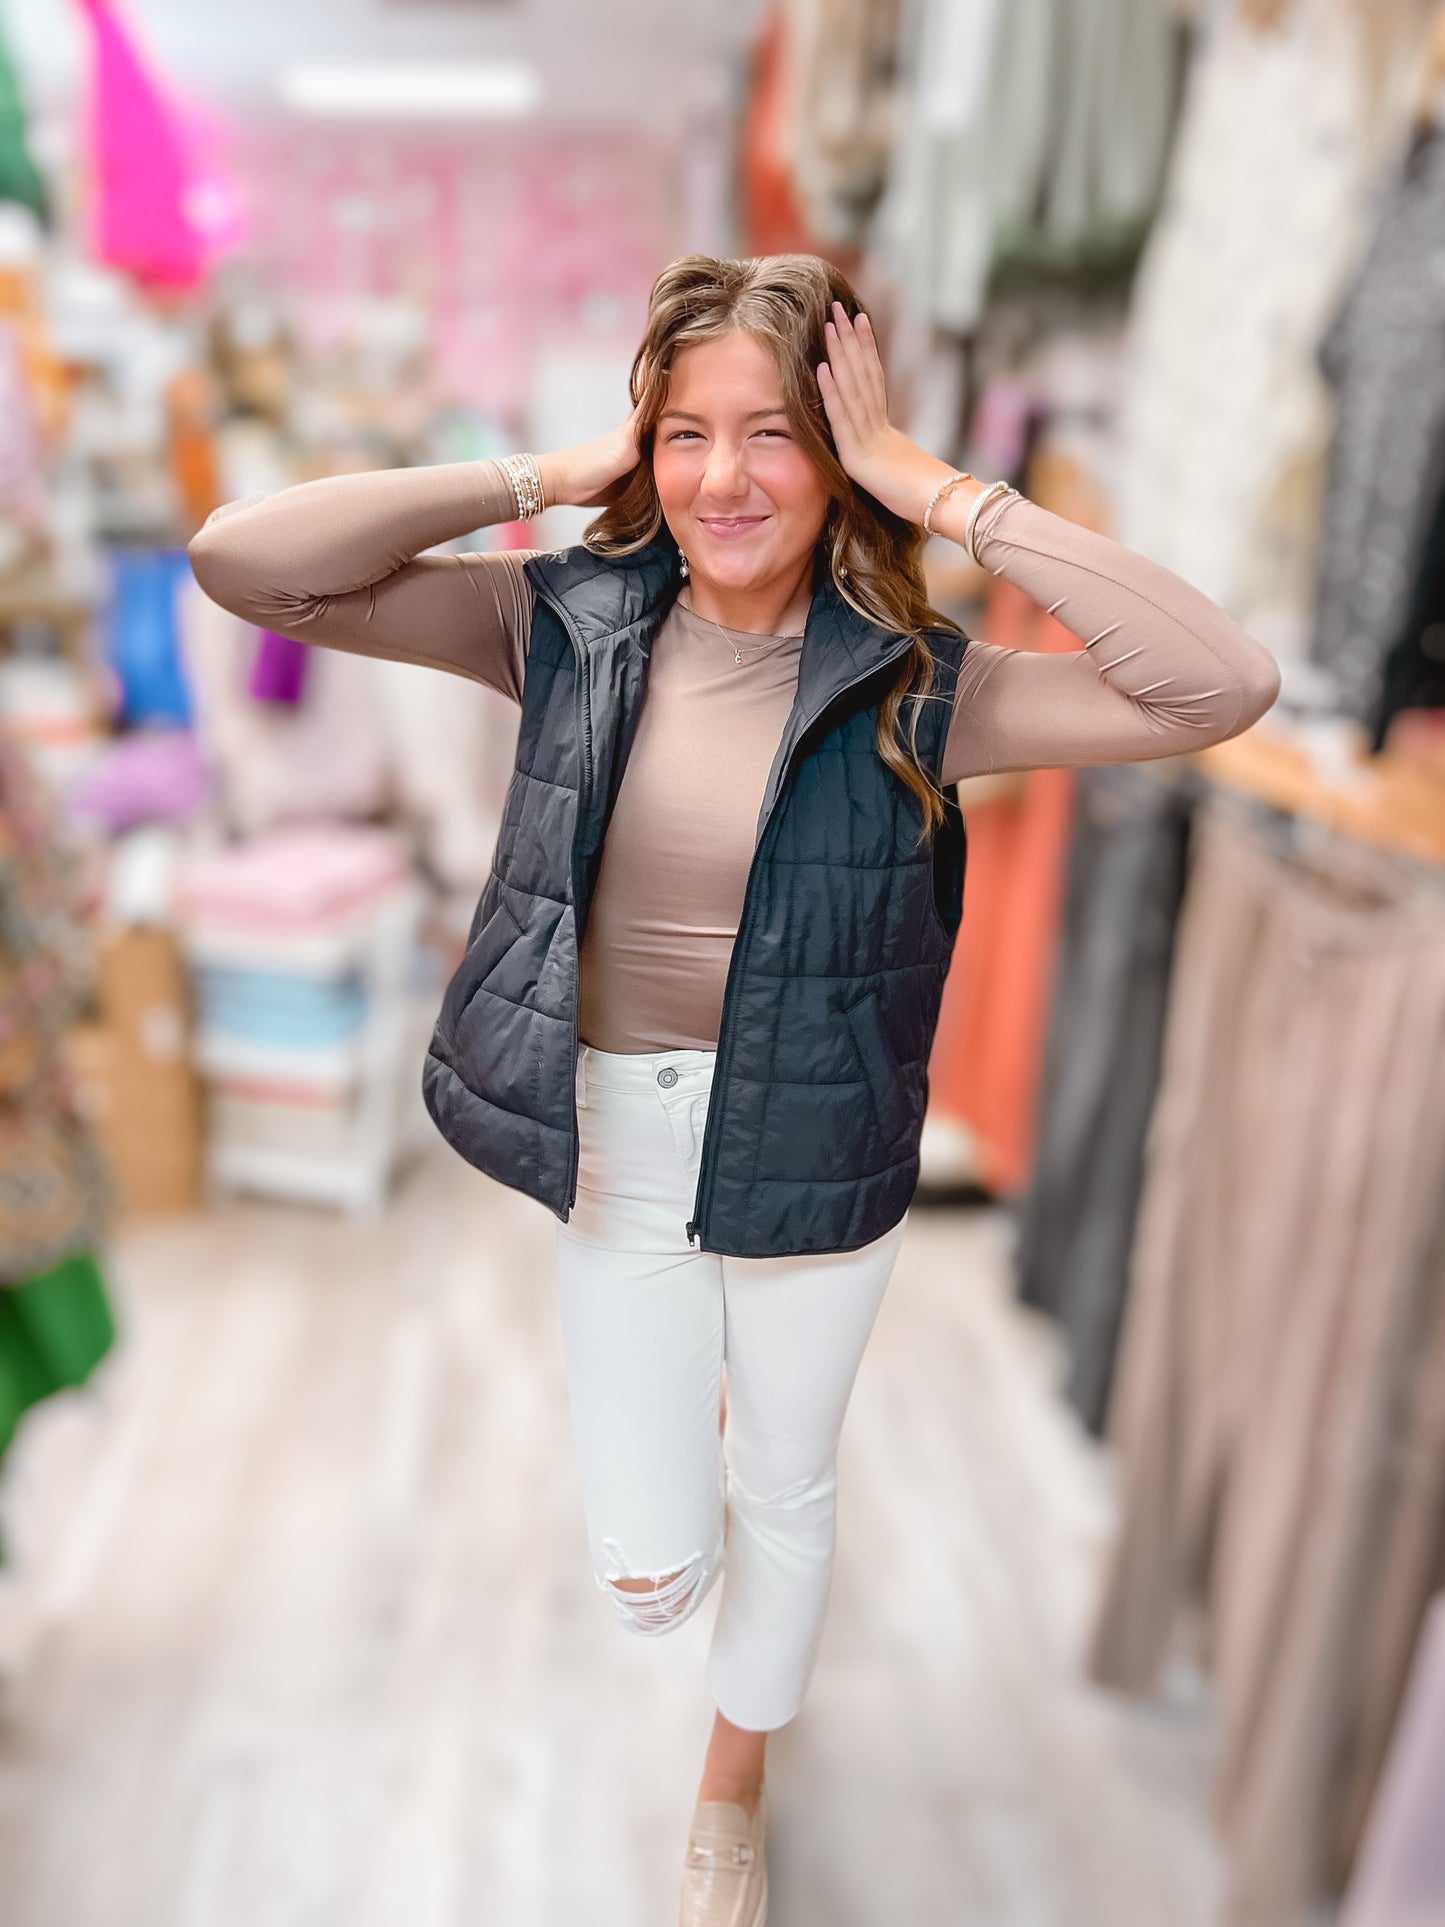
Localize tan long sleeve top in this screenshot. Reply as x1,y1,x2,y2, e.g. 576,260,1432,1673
188,459,1281,1052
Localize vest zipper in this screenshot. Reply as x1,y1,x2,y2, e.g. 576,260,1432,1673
529,581,593,1217
685,637,916,1250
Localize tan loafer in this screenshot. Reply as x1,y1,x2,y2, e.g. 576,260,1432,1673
678,1784,768,1926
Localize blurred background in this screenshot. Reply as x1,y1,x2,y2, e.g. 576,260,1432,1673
1,0,1444,1923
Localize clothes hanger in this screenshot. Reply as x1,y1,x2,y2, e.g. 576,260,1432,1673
1203,783,1445,905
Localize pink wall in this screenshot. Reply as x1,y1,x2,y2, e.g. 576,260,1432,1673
222,124,682,414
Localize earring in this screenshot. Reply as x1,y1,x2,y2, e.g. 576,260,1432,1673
678,552,689,577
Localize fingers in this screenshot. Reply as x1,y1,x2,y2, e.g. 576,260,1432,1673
852,309,889,414
821,350,865,451
816,357,851,441
821,300,887,431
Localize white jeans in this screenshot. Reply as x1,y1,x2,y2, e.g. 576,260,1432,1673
554,1040,909,1733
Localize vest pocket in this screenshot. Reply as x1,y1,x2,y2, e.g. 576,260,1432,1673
436,886,526,1045
841,988,915,1161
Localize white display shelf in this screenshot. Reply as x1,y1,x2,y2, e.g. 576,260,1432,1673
185,884,431,1214
206,1142,387,1216
193,1019,386,1095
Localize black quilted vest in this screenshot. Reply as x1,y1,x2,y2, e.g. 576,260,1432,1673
422,533,970,1257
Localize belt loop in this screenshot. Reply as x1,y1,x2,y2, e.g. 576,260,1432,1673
575,1050,588,1110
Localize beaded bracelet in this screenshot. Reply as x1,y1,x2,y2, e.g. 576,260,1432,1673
500,451,546,521
922,470,975,535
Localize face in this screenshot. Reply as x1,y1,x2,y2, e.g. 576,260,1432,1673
651,329,831,593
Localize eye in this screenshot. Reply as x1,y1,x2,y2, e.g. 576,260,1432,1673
665,429,703,442
755,428,791,440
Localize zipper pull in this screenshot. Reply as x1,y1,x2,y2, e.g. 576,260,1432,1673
685,1221,697,1247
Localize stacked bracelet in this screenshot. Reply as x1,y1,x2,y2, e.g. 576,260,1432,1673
500,451,546,521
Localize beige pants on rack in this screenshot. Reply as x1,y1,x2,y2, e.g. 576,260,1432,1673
1089,803,1445,1926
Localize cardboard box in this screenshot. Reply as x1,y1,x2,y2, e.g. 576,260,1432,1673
66,925,206,1213
66,1019,205,1214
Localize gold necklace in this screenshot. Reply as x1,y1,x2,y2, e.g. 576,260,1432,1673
679,588,804,665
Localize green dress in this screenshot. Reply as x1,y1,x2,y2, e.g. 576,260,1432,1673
0,1250,115,1462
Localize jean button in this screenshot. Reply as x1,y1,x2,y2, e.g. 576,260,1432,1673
657,1066,678,1088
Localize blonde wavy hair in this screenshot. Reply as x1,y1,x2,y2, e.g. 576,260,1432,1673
584,253,963,842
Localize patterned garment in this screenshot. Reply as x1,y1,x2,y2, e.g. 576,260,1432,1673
1311,121,1445,723
0,727,112,1283
868,0,1173,333
782,0,903,249
1116,0,1413,646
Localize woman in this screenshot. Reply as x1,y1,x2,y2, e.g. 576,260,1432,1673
189,253,1280,1926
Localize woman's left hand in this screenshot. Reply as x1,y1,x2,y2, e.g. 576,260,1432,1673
816,302,958,525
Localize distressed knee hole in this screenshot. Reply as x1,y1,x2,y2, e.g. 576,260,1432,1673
596,1538,717,1637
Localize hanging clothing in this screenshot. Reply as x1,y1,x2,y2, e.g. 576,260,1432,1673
0,316,42,523
924,571,1079,1198
741,9,827,258
0,18,47,225
1370,462,1445,750
1088,797,1445,1926
781,0,903,250
73,0,205,290
247,627,310,706
165,368,222,536
103,547,196,728
869,0,1175,332
1116,0,1416,648
1000,0,1178,274
0,725,116,1518
1015,760,1196,1432
1339,1597,1445,1927
0,1251,116,1472
870,0,1057,333
1311,121,1445,724
0,729,112,1284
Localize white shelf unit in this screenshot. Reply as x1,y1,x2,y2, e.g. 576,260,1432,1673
180,883,430,1215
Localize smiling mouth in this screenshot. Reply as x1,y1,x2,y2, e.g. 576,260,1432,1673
698,516,770,537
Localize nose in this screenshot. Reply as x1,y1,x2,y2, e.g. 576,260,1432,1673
700,436,747,500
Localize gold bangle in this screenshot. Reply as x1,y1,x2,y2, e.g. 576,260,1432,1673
922,470,975,535
963,479,1014,566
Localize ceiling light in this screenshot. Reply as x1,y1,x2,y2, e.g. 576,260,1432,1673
279,62,541,120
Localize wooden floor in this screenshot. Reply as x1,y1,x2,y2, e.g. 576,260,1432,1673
0,1144,1220,1926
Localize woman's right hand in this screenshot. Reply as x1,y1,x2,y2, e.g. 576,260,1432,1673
538,403,643,510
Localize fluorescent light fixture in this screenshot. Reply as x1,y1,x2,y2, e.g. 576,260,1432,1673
279,61,541,120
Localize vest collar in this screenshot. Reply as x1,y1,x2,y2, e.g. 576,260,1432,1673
524,533,918,711
527,535,927,834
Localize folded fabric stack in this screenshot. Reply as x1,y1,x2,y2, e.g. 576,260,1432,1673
175,825,426,1211
193,967,369,1050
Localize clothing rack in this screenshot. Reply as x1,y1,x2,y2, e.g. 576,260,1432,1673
1193,723,1445,869
1086,775,1445,1926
